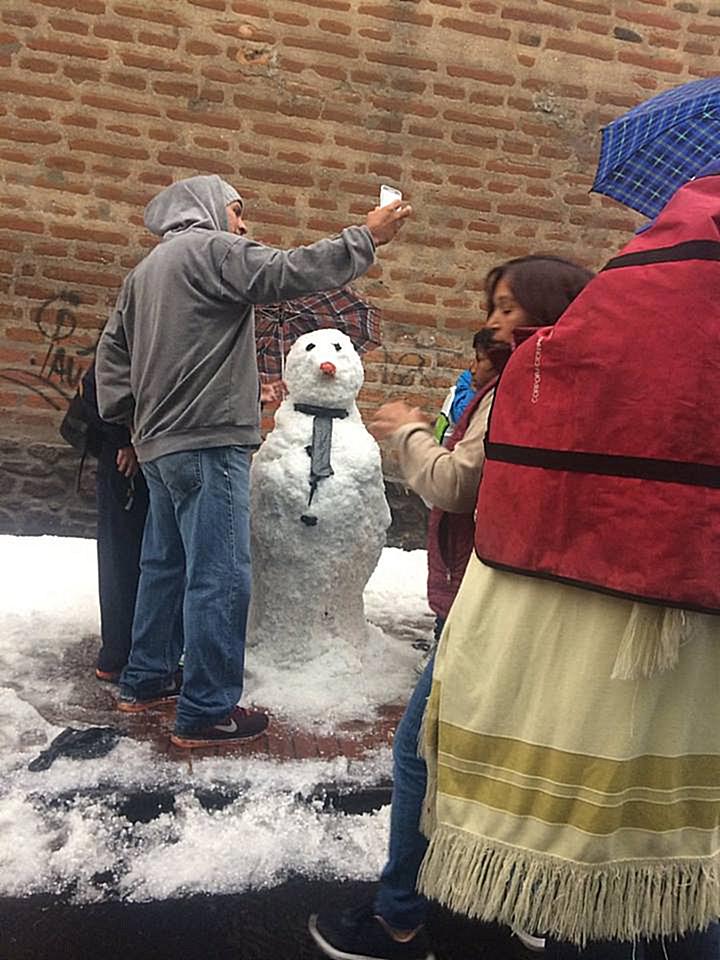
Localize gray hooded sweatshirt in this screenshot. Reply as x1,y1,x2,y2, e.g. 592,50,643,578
95,174,375,462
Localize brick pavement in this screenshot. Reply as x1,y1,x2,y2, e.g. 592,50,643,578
115,697,405,762
55,636,408,763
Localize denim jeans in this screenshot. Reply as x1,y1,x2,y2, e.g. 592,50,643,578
121,446,251,732
373,656,433,930
546,923,720,958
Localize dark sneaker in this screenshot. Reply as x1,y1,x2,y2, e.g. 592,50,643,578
308,905,435,960
117,675,182,714
170,706,269,748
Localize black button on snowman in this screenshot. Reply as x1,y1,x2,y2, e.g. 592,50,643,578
248,329,391,665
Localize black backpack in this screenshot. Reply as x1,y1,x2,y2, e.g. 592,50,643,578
59,365,105,489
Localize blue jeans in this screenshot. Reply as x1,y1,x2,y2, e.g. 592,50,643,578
546,924,720,958
121,446,252,732
374,656,433,930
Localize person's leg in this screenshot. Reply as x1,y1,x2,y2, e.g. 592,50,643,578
119,458,184,700
171,446,252,732
96,445,148,675
309,660,435,960
373,655,434,931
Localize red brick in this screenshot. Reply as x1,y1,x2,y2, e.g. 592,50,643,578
688,21,720,38
113,2,187,26
0,122,62,144
33,0,105,11
120,51,192,73
156,150,236,175
137,29,179,50
68,138,149,160
440,17,511,39
0,214,45,234
185,39,221,55
617,50,684,73
545,36,615,60
3,10,39,26
283,34,359,58
366,50,437,71
0,146,35,165
501,4,569,27
446,64,516,84
615,7,681,30
80,93,161,117
17,56,58,73
106,69,147,90
0,76,73,101
48,14,90,34
27,36,109,59
93,20,134,42
63,62,102,82
60,112,97,128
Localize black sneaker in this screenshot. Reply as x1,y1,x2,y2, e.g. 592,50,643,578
308,904,435,960
170,705,269,748
117,674,182,714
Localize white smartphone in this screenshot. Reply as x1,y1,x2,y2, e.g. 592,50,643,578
380,184,402,207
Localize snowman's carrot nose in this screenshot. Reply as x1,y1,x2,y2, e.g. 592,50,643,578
320,361,336,377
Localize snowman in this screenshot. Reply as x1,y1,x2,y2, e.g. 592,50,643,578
248,328,391,668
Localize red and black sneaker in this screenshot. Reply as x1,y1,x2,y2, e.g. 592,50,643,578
95,668,121,684
170,706,269,748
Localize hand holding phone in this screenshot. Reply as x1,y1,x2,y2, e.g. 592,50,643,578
380,184,402,207
366,190,412,246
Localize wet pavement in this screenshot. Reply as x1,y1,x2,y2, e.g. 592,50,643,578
2,879,522,960
1,624,528,960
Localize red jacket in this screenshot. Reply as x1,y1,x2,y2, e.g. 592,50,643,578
475,175,720,614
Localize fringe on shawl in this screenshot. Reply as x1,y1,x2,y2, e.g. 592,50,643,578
417,825,720,947
611,606,695,681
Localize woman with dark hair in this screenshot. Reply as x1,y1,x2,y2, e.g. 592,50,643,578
308,254,593,960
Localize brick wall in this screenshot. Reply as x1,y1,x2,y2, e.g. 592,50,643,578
0,0,714,536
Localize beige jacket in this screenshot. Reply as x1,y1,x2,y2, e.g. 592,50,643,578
387,389,494,514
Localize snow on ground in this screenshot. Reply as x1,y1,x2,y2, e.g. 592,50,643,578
0,535,432,902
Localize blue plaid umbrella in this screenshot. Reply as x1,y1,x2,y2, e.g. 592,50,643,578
592,76,720,218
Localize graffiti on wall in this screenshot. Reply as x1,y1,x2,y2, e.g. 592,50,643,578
0,290,97,410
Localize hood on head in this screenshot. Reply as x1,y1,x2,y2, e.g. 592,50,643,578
143,174,242,237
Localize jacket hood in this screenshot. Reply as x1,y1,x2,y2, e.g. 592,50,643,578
143,175,242,237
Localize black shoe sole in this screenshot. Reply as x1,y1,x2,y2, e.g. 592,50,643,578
307,914,436,960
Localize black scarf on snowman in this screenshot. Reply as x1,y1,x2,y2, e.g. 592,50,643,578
294,402,348,507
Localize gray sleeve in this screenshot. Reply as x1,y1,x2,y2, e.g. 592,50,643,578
95,289,134,426
217,225,376,304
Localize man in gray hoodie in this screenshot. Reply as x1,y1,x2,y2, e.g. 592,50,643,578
96,173,410,747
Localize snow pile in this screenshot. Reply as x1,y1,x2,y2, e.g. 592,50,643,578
0,535,432,900
249,329,391,671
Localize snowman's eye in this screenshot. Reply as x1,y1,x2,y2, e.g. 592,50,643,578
333,343,341,352
305,343,315,351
